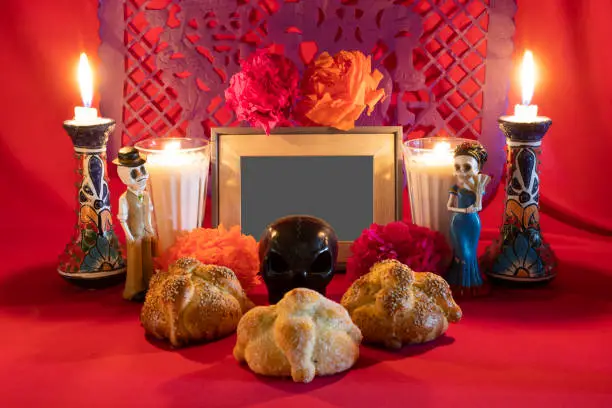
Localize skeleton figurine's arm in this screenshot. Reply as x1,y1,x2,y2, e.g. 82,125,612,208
447,193,468,214
117,192,135,243
143,192,155,237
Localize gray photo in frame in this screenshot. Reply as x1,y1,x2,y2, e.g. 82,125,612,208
210,126,404,269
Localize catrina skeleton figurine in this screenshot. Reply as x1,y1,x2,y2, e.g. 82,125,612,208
113,147,156,301
446,142,490,296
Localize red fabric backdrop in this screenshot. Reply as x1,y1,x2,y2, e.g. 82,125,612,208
1,0,612,241
510,0,612,236
1,1,611,407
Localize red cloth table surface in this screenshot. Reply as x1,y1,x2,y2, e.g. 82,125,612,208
1,209,612,408
1,177,612,407
1,0,612,406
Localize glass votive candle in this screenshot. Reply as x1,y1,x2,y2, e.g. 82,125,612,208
403,137,474,244
135,137,210,254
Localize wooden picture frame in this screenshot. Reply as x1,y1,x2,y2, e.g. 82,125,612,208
210,126,403,268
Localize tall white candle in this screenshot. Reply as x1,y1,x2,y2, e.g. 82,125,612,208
135,138,210,254
403,138,471,244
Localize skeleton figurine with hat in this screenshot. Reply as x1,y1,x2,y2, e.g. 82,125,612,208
113,147,156,301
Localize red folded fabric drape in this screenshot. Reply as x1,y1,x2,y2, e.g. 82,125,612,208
511,0,612,235
1,0,611,251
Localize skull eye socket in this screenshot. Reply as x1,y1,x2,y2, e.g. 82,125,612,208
130,169,139,179
454,164,461,171
141,166,147,176
266,252,289,275
310,250,332,274
463,164,472,172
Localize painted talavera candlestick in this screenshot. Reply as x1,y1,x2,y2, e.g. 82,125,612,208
58,119,126,287
482,117,555,282
114,146,156,301
446,142,490,296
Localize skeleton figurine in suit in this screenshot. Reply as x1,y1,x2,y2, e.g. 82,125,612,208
114,147,156,301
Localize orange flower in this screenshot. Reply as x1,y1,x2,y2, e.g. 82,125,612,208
157,225,261,291
298,51,385,130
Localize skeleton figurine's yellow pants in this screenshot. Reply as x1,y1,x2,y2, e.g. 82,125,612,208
123,236,155,300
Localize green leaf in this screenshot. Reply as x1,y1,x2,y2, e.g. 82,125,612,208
81,228,98,252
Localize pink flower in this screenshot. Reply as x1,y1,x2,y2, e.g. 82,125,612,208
225,49,300,134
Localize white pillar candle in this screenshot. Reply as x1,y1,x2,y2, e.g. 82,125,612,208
513,103,538,120
74,106,99,122
135,138,210,254
403,138,473,244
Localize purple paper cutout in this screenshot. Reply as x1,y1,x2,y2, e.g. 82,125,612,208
99,0,517,200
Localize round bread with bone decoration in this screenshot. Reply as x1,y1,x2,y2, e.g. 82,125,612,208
141,257,254,347
341,259,462,349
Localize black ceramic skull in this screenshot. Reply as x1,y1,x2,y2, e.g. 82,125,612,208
259,215,338,304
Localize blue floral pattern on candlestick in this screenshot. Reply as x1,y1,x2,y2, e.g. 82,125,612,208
492,232,544,278
81,234,122,272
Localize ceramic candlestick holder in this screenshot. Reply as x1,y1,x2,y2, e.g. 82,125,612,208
481,116,555,283
58,119,126,288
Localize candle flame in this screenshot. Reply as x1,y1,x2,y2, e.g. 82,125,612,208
164,140,182,151
433,141,452,155
422,141,454,165
78,53,94,108
520,50,535,105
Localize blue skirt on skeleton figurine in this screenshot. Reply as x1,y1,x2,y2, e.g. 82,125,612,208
447,185,484,288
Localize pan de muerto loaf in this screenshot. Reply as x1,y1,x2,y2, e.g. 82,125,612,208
341,259,462,349
141,257,254,347
234,288,362,383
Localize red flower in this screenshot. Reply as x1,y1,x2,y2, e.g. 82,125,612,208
347,221,451,280
225,49,300,134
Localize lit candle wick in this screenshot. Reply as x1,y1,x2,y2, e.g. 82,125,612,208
422,141,454,166
74,53,99,122
164,141,182,151
513,50,538,121
146,140,197,166
433,141,452,156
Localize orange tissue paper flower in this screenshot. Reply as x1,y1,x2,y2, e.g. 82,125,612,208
297,50,385,130
157,225,261,291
